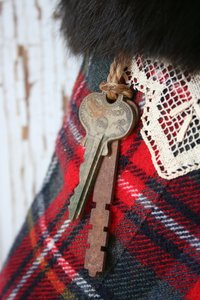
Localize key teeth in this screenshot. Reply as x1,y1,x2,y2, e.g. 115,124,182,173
84,244,106,277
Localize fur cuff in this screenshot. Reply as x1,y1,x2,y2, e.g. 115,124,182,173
57,0,200,71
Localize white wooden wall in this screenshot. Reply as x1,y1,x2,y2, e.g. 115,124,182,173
0,0,82,267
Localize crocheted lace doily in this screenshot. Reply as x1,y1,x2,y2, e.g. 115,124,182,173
129,56,200,179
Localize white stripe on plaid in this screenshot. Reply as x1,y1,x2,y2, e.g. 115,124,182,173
68,118,83,143
118,176,139,198
118,177,200,251
8,205,102,299
42,155,59,186
7,218,71,300
139,196,200,251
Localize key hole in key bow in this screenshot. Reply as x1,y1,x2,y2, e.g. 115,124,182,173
105,93,123,104
106,95,118,104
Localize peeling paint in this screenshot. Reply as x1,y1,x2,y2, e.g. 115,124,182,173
20,166,24,178
21,125,29,140
12,0,18,38
42,134,47,151
34,0,42,20
0,2,3,16
17,45,31,103
0,0,81,267
62,87,69,116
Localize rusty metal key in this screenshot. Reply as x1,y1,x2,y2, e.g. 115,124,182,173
84,140,119,276
84,100,139,276
68,92,134,220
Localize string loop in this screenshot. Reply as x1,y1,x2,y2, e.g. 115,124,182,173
99,54,132,101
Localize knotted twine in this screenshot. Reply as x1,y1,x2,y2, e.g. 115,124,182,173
99,55,133,100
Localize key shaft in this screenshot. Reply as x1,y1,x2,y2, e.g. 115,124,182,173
69,134,104,220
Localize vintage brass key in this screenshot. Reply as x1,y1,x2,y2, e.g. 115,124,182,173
68,92,134,220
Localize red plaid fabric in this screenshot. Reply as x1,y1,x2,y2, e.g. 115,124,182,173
0,56,200,299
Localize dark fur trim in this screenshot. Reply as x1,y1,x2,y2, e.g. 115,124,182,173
57,0,200,71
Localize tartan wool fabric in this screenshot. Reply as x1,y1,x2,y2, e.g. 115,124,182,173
1,56,200,300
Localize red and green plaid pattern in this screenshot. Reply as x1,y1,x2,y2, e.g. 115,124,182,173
0,56,200,299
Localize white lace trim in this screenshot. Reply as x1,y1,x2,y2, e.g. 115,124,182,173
129,56,200,179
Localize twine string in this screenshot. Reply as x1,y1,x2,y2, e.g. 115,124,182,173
99,54,133,100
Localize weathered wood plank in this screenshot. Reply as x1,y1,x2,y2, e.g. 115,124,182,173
0,0,82,266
